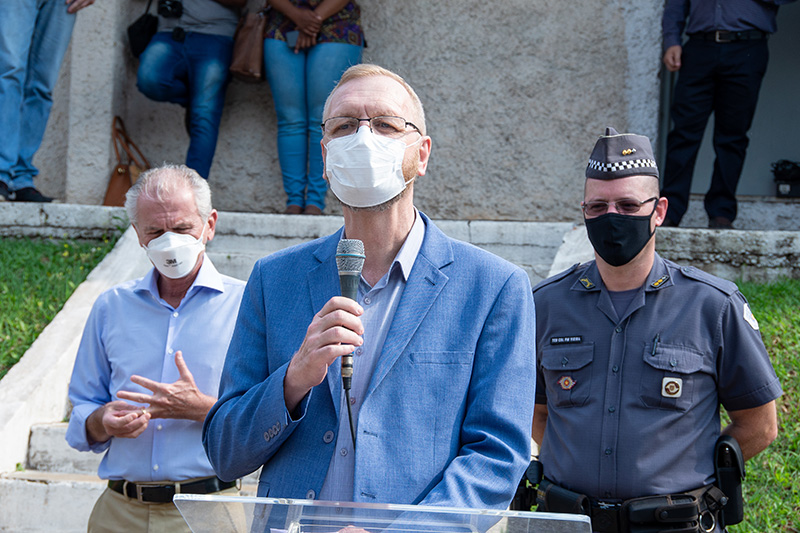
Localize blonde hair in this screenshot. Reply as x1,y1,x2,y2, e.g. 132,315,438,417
323,64,426,135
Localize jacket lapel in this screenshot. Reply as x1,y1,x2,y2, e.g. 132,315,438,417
307,229,344,418
366,214,452,398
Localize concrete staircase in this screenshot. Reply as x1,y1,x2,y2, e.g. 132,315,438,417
0,423,259,532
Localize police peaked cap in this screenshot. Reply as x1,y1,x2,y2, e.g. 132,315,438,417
586,127,659,180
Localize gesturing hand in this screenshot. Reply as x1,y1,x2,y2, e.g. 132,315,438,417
117,351,216,422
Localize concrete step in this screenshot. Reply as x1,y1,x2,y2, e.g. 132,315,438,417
27,422,261,481
0,470,258,533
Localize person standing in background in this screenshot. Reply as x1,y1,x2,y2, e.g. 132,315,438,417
136,0,246,180
263,0,364,215
660,0,797,229
0,0,96,203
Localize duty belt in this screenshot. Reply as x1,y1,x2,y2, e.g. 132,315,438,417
690,30,768,43
108,475,236,504
536,479,728,533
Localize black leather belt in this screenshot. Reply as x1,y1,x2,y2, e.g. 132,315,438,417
691,30,768,43
108,475,236,503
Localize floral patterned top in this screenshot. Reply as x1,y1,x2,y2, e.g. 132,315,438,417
264,1,364,46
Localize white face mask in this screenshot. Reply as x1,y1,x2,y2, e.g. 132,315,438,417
143,229,205,280
325,127,419,208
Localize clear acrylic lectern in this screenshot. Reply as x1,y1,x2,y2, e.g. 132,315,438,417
174,495,591,533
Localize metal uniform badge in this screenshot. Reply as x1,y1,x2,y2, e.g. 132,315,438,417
743,303,759,330
662,377,682,398
651,275,669,288
579,277,595,289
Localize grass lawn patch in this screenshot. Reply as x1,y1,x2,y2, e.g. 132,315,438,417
732,279,800,532
0,234,118,378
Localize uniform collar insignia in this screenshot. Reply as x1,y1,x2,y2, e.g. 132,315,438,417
579,276,595,289
651,274,670,288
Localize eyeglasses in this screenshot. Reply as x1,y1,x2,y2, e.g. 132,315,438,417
321,116,421,139
582,196,659,217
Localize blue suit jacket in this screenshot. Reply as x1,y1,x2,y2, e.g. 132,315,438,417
203,213,536,509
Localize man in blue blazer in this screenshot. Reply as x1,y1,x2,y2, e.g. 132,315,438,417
203,64,536,509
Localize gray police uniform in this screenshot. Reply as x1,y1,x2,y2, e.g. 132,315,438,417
533,253,782,501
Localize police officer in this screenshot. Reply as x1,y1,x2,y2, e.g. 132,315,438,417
530,127,782,533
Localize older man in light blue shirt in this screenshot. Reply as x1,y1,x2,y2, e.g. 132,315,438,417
66,164,245,532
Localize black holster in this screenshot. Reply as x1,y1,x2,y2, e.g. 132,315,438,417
509,460,544,511
715,434,745,526
535,479,591,515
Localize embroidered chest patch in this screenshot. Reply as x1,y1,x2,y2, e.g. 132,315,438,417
558,376,577,390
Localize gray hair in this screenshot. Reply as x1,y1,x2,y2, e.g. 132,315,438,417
322,64,427,136
125,164,212,226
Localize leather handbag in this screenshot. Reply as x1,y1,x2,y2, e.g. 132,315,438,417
127,0,158,58
229,7,269,82
103,117,151,207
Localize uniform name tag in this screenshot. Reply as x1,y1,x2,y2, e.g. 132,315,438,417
551,336,582,345
662,377,683,398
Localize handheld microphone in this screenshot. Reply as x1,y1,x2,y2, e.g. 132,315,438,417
335,239,365,392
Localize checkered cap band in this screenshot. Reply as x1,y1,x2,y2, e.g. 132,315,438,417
587,158,657,173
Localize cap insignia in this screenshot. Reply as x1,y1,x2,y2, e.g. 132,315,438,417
621,148,637,156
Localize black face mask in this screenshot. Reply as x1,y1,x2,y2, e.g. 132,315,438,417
585,207,656,267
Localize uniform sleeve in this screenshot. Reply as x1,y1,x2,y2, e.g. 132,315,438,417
202,261,309,482
65,297,113,454
662,0,690,50
716,292,782,411
416,268,536,509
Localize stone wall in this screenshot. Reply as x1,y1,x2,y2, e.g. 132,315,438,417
34,0,662,222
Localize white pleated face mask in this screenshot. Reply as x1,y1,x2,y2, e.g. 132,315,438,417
143,229,205,279
325,127,419,208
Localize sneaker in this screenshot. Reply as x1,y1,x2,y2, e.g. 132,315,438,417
13,187,52,203
0,181,10,201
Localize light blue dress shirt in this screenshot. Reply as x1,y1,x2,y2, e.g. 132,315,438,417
319,210,425,501
66,257,245,482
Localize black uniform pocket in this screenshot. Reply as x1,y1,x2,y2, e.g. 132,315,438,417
639,344,703,411
541,344,594,408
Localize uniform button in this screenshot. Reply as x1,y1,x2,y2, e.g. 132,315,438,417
364,297,371,305
306,490,316,499
605,448,612,455
157,424,163,431
612,365,619,373
173,312,179,318
153,464,159,471
323,430,335,443
608,406,615,413
670,359,677,367
561,357,568,366
340,448,348,457
615,327,622,333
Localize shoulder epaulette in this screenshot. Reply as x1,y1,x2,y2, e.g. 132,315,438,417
676,265,737,296
533,263,582,293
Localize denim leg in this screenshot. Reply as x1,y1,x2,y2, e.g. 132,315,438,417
264,38,309,208
304,42,362,210
183,33,233,179
136,33,189,106
0,0,74,190
13,0,76,188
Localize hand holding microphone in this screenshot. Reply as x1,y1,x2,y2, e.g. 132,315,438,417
336,239,365,391
282,241,365,414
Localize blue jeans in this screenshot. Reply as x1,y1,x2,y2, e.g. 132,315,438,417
0,0,76,190
137,32,234,179
264,39,362,210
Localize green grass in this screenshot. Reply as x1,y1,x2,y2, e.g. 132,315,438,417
731,279,800,532
0,235,118,379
